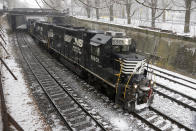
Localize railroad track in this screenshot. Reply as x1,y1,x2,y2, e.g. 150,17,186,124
23,32,194,131
16,31,108,131
147,66,196,91
146,65,196,111
134,107,192,131
154,84,196,112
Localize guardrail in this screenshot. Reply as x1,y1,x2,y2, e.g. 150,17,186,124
0,25,23,131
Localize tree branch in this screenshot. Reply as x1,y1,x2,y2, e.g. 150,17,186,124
134,0,196,11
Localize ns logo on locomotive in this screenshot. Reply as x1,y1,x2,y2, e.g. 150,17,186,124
27,19,155,112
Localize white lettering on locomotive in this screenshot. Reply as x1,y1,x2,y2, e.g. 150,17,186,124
73,38,83,47
64,35,72,42
40,27,43,32
37,26,40,31
73,46,82,54
91,55,99,63
48,30,53,38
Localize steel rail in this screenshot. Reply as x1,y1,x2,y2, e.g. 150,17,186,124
17,31,107,131
147,67,196,91
132,112,162,131
156,83,196,103
154,89,196,111
149,107,192,131
15,32,73,131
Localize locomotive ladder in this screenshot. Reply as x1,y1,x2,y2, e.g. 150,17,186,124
124,73,134,98
115,59,123,94
115,59,134,99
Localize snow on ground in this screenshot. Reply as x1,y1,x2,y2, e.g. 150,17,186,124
0,22,48,130
75,16,196,37
2,57,48,130
152,94,196,130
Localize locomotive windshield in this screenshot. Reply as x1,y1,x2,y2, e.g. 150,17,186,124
113,45,129,52
112,38,133,53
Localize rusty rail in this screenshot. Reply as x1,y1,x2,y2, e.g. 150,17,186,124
0,64,9,131
0,42,9,55
0,58,17,80
0,34,7,45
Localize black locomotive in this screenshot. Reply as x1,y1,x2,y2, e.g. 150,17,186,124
27,19,154,112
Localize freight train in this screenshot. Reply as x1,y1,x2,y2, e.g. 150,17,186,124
27,19,155,112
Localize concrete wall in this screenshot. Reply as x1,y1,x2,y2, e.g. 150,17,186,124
7,15,26,31
71,17,196,78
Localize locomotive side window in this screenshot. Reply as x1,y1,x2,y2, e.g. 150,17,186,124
122,45,129,52
91,45,100,56
40,27,43,32
48,29,53,38
90,42,100,63
113,45,121,52
36,26,40,31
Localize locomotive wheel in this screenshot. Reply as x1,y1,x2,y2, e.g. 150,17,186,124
125,101,135,113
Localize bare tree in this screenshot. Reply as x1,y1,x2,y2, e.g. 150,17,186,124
115,0,137,24
126,0,131,24
95,0,100,19
151,0,158,27
122,5,126,18
135,0,196,32
171,0,195,33
125,0,136,24
85,0,91,18
184,0,193,33
162,0,167,22
109,2,114,21
135,0,169,27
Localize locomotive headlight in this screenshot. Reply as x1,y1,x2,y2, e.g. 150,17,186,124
134,84,138,89
150,80,154,87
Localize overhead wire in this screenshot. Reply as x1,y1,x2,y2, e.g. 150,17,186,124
40,0,62,11
34,0,44,11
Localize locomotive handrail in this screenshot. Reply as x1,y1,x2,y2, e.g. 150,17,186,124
114,59,123,94
124,73,134,98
